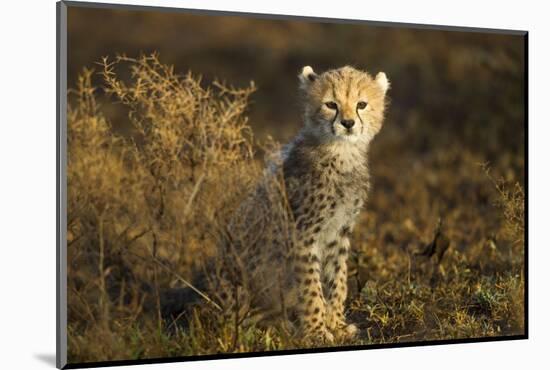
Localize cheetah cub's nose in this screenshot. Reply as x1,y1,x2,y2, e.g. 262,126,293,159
341,119,355,129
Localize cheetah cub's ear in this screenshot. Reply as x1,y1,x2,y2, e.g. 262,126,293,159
375,72,390,95
299,66,318,89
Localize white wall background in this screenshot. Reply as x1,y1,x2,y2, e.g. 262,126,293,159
0,0,547,368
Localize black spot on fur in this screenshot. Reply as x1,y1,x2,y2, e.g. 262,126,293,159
340,226,351,237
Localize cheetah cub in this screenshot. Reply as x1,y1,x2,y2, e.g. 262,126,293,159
217,65,389,344
282,65,389,342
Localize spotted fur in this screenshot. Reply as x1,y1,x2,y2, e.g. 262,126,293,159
217,65,389,343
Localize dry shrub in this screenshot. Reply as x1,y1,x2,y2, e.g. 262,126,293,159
482,163,525,247
67,54,266,361
482,164,525,332
493,180,525,247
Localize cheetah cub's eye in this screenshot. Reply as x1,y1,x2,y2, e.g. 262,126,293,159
325,101,338,110
356,101,368,110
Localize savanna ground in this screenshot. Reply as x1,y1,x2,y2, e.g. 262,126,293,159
66,6,526,364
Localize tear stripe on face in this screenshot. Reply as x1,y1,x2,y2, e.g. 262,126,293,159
330,106,339,135
356,107,364,134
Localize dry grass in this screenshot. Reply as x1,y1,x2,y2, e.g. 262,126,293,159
67,54,266,361
66,55,525,364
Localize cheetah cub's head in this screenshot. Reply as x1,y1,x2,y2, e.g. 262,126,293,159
299,65,389,144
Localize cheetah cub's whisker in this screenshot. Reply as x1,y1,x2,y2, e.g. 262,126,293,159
219,65,389,344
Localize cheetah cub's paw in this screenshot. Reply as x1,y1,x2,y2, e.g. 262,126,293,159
333,323,358,340
326,313,358,340
304,326,335,344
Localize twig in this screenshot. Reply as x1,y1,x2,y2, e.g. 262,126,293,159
149,254,223,312
183,172,206,218
97,212,110,327
231,282,240,352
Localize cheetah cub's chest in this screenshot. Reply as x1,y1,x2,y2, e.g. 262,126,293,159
316,193,362,260
314,146,367,266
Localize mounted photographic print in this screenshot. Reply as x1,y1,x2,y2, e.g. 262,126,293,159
56,1,528,368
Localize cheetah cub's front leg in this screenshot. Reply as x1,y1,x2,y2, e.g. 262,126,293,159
323,235,358,339
294,237,334,344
